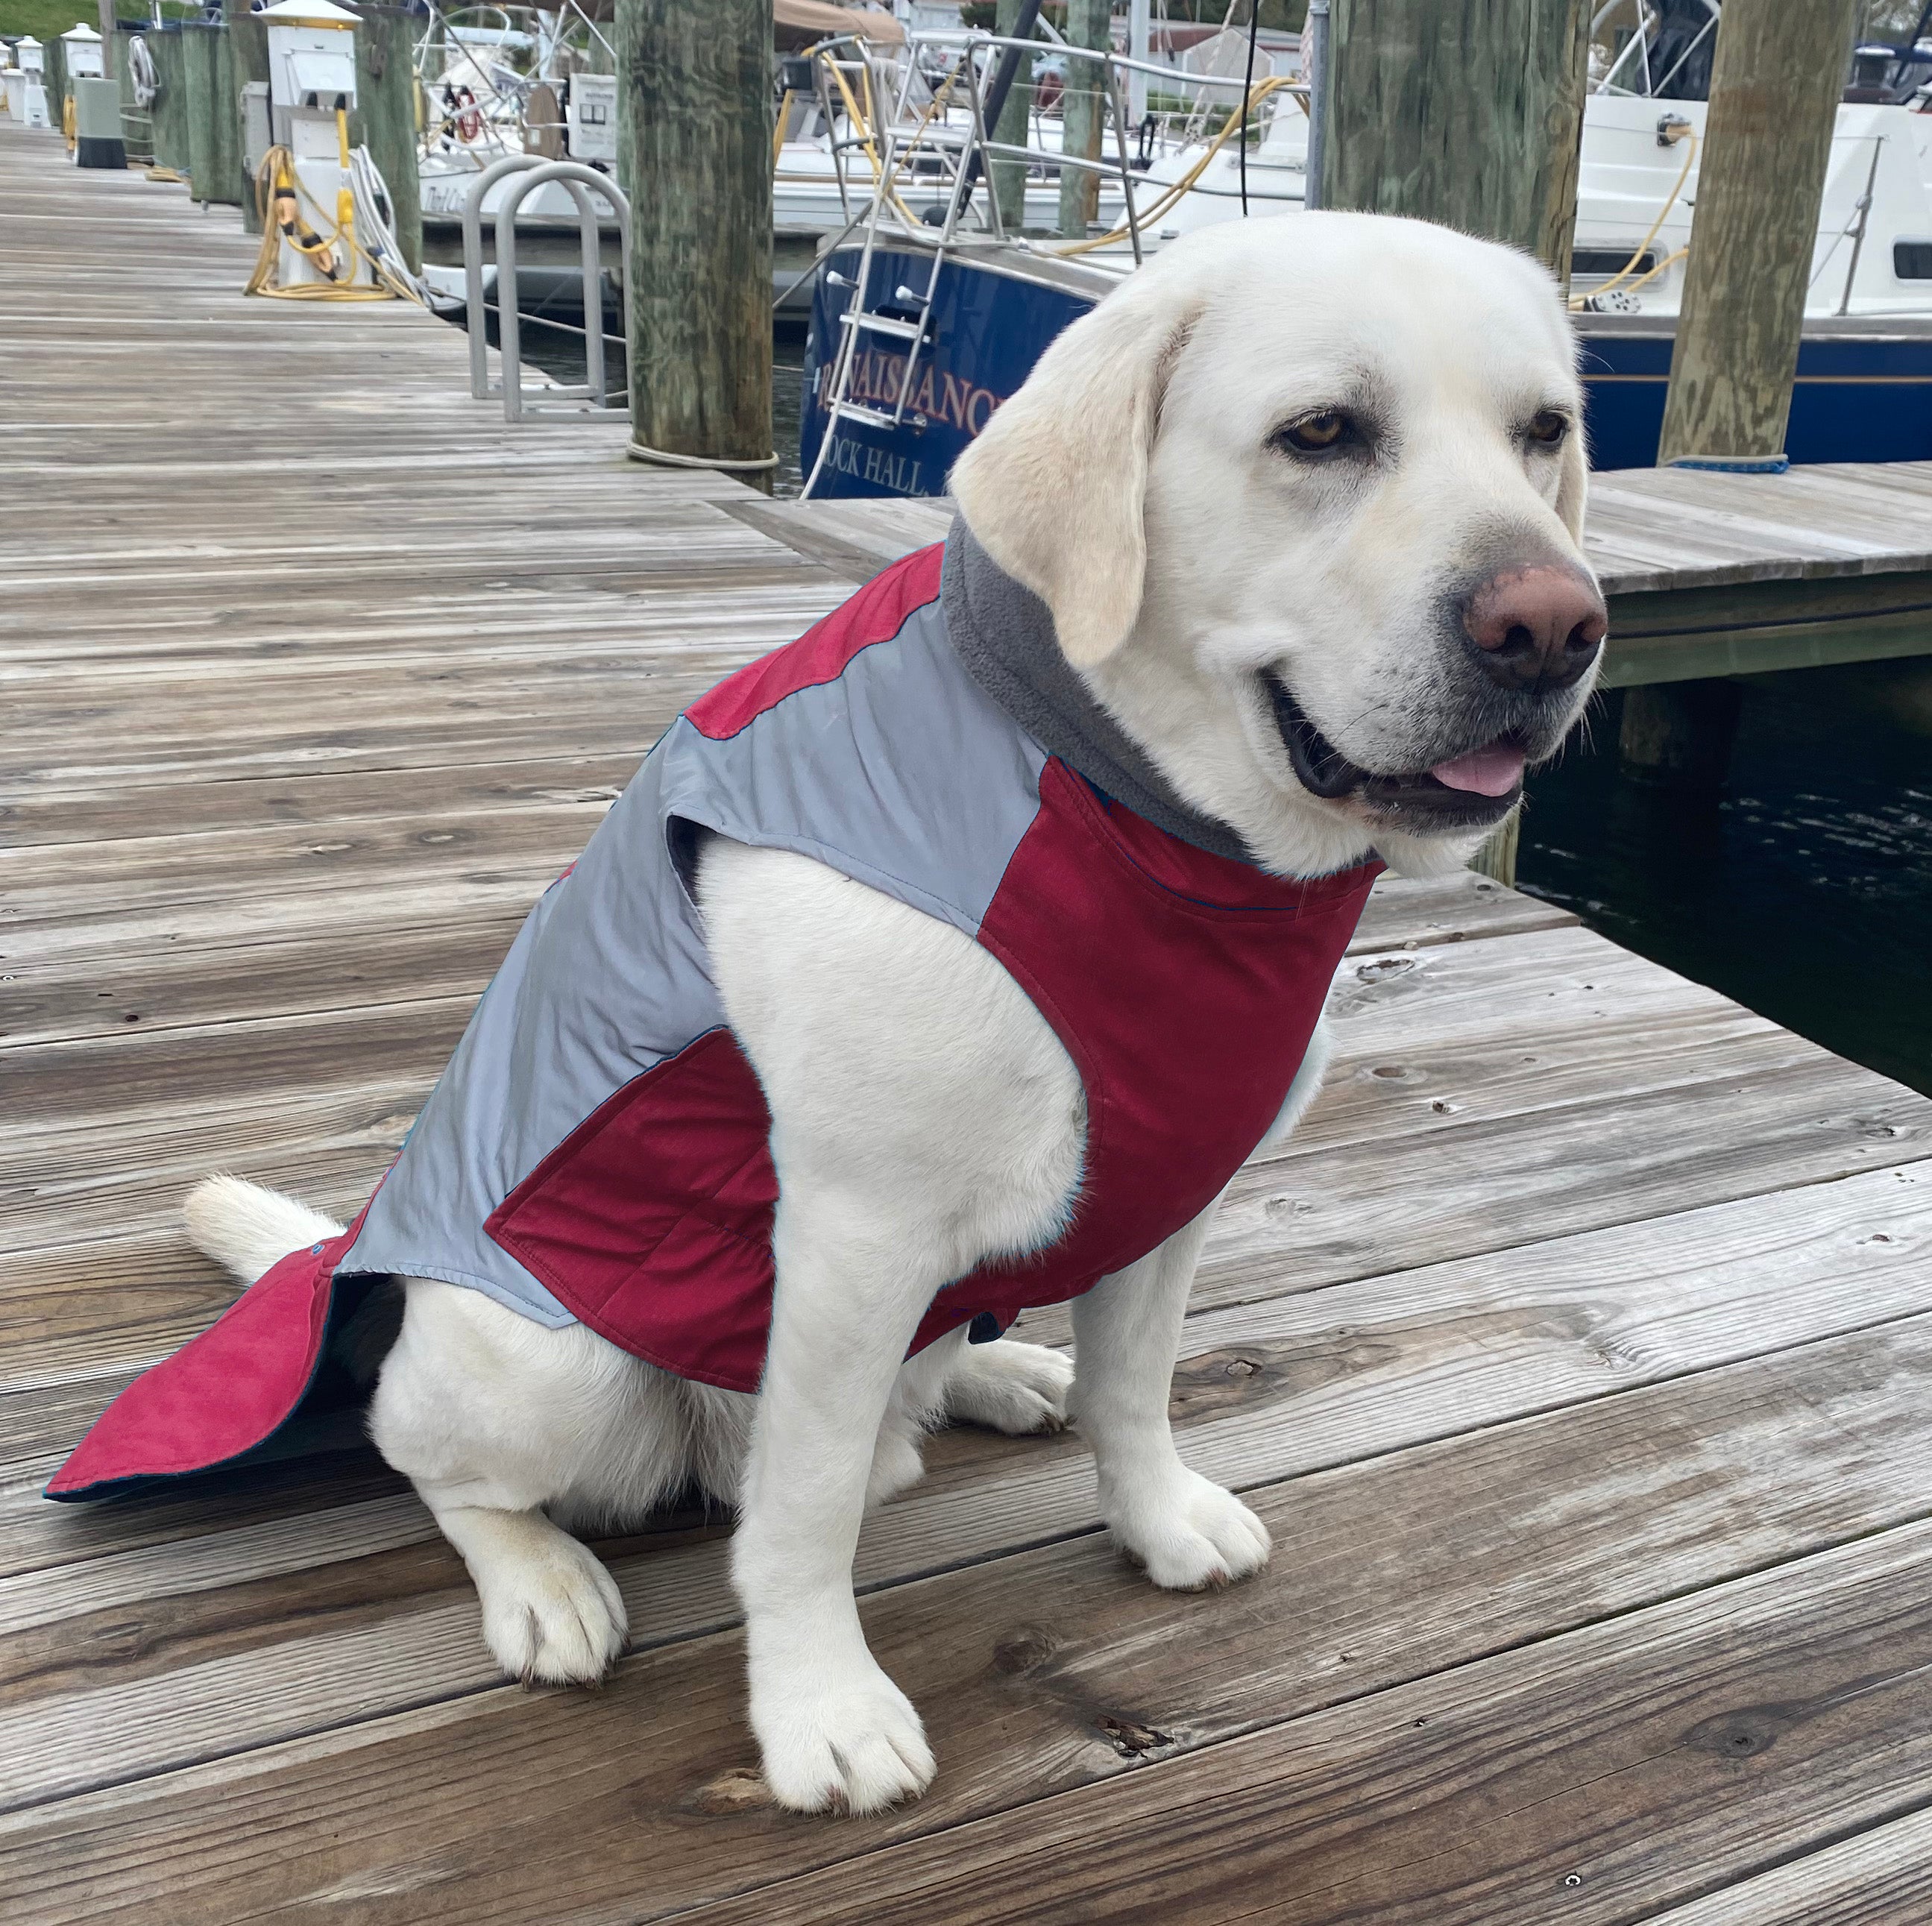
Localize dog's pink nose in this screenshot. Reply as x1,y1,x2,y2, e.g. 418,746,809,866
1464,565,1607,693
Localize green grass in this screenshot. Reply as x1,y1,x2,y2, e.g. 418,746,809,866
1,0,201,43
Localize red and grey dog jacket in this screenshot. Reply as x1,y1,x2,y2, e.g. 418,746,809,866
49,527,1379,1500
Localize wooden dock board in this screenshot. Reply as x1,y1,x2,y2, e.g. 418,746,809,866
8,119,1932,1925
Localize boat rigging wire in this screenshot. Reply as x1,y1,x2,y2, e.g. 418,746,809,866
1239,0,1260,215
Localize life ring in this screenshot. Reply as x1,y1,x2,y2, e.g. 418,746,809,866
455,87,482,142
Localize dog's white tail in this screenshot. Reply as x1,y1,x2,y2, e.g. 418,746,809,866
182,1174,345,1285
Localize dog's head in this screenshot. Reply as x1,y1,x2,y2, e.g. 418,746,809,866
950,213,1604,878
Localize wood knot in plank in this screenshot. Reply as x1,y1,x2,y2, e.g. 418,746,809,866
992,1626,1063,1676
1682,1702,1804,1761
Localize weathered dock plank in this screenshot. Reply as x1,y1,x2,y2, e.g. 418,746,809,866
7,113,1932,1926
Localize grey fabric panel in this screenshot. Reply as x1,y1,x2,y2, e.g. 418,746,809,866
336,556,1048,1328
657,592,1048,938
338,746,731,1320
943,518,1254,865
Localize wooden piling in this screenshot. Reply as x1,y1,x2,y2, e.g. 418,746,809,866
1656,0,1861,467
991,0,1036,235
1321,0,1592,887
43,35,68,142
225,0,271,232
181,22,216,201
351,7,424,274
614,0,773,479
148,29,191,178
1057,0,1109,238
180,24,244,208
114,28,154,166
1618,682,1746,793
210,23,244,207
1321,0,1590,277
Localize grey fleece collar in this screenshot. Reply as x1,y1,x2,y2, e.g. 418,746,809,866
941,520,1253,865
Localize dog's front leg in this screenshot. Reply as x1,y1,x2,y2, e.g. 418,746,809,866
733,1188,946,1815
1072,1206,1272,1590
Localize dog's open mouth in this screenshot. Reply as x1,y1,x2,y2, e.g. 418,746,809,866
1264,674,1525,826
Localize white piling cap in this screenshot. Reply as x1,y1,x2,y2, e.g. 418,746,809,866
61,22,102,38
256,0,361,22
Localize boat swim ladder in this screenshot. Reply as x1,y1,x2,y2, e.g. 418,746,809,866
461,151,630,420
799,22,1037,499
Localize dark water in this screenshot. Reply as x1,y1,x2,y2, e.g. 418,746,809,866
1516,672,1932,1095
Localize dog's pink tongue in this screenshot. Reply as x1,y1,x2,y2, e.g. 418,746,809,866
1429,743,1526,797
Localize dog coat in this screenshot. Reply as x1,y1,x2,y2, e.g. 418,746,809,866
48,531,1379,1499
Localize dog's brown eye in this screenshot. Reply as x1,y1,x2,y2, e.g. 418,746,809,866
1278,410,1350,453
1528,409,1570,446
1275,403,1368,452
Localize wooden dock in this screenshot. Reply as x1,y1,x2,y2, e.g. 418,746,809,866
9,116,1932,1925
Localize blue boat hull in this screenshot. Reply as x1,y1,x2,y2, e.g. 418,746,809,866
802,247,1932,494
802,245,1092,500
1579,330,1932,468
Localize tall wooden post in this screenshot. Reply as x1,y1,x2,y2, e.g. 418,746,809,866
1322,0,1590,884
225,0,271,232
1321,0,1589,280
1627,0,1859,796
44,36,69,147
991,0,1036,236
352,8,424,274
1656,0,1860,467
210,25,244,206
114,28,154,165
1057,0,1108,239
182,23,217,203
614,0,773,481
148,30,192,178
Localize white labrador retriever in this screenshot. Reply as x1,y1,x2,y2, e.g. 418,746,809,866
180,213,1605,1815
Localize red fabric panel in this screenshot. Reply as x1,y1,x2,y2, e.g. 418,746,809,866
685,544,944,740
45,1221,359,1498
917,760,1379,1344
487,1028,781,1392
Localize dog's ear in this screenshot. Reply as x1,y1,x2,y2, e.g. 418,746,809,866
950,276,1201,669
1555,415,1589,546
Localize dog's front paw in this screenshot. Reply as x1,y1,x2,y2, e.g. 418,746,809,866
474,1532,628,1686
751,1652,936,1814
946,1337,1074,1435
1106,1467,1272,1591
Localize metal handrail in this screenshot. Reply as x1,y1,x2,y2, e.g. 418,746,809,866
494,159,630,421
463,151,550,398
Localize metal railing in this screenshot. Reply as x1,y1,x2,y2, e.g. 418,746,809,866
462,151,629,420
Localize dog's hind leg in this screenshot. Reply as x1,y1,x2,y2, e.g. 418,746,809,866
368,1278,696,1687
937,1330,1074,1436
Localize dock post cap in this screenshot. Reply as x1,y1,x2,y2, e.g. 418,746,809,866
1665,453,1791,475
627,441,780,473
254,0,360,23
60,22,101,38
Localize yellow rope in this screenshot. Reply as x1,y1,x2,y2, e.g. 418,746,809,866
245,145,406,302
1569,125,1697,310
1048,74,1294,257
772,86,793,174
1613,244,1687,300
60,92,75,154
